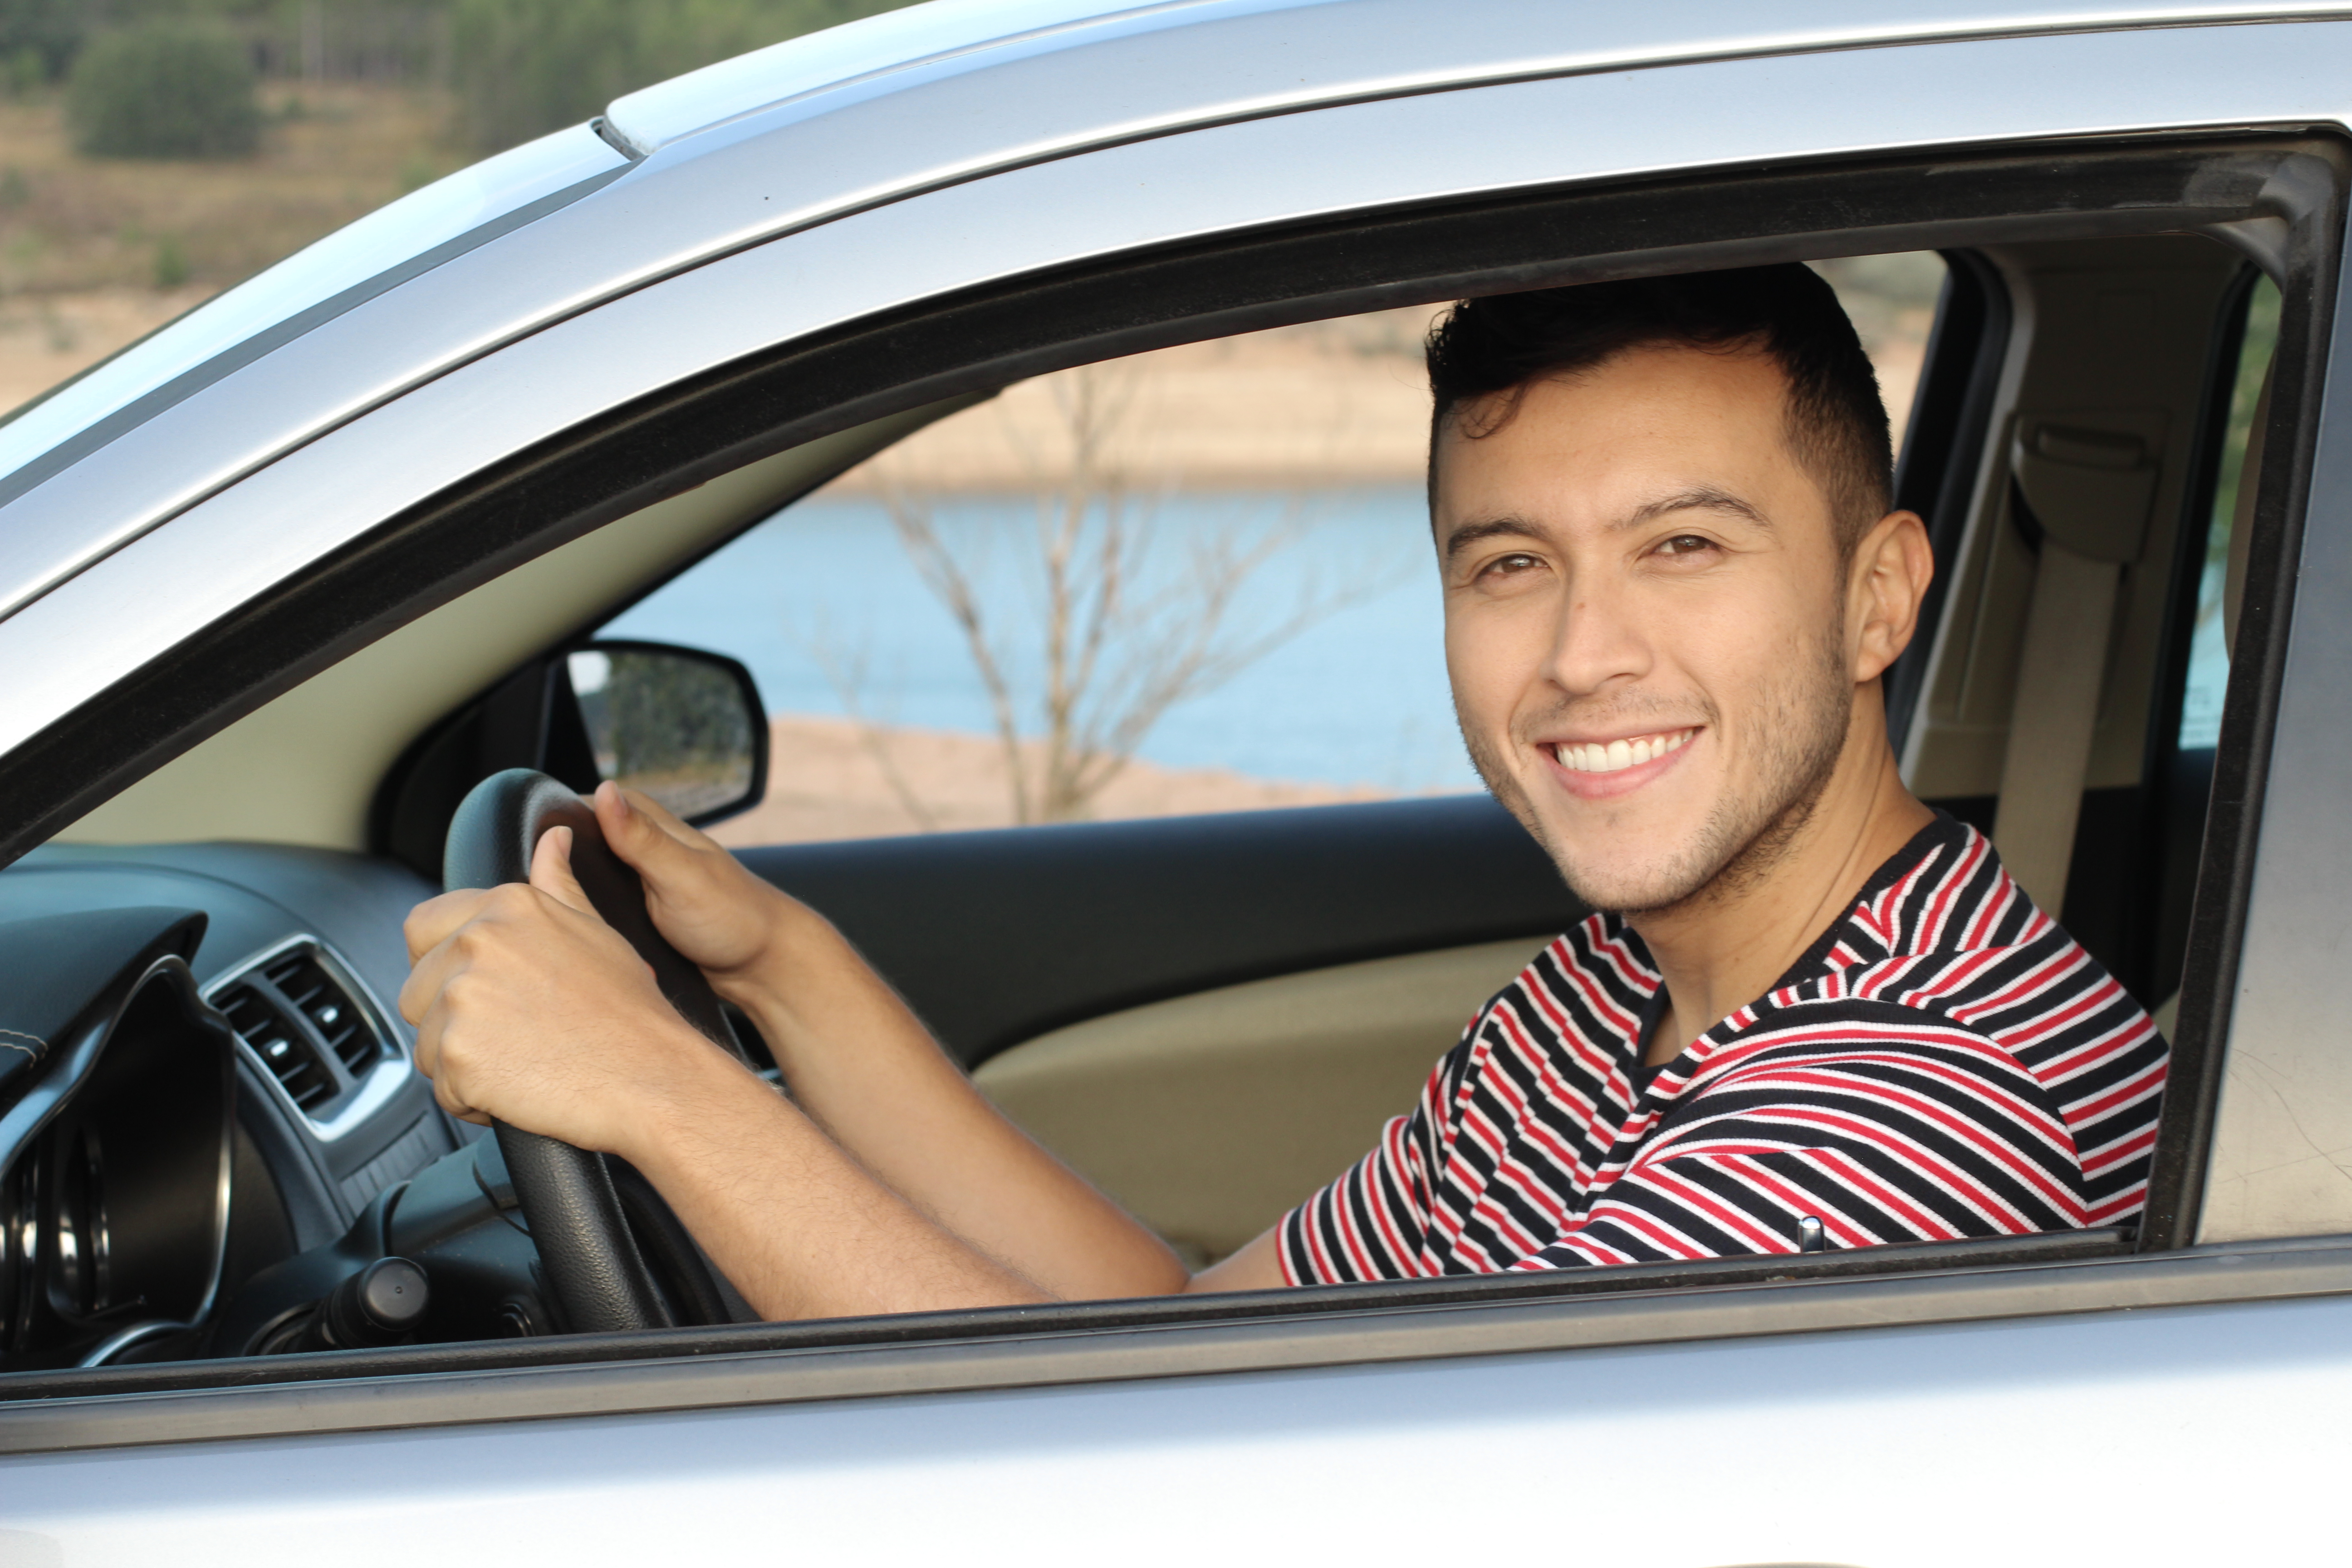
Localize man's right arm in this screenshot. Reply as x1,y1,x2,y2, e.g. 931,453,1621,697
602,783,1212,1303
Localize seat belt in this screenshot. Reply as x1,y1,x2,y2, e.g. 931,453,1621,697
1992,420,2161,912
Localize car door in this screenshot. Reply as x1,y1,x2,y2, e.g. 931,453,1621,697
5,11,2352,1566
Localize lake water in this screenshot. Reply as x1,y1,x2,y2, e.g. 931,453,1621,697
603,485,1484,794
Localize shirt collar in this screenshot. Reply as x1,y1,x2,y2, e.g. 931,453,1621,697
1605,809,1978,1086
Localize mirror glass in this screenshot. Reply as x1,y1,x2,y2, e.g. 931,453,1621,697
567,646,759,821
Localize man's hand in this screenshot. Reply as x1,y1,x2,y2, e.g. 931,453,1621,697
399,823,738,1156
591,782,810,1006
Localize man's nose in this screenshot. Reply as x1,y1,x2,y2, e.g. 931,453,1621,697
1544,586,1651,698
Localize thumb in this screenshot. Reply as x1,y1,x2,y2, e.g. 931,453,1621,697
530,824,594,915
596,780,650,865
597,779,696,878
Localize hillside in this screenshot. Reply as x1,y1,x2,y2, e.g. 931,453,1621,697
0,81,451,408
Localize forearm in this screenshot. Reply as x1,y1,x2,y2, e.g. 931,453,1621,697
625,1044,1050,1319
718,908,1189,1301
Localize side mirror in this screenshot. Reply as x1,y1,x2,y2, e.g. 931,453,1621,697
562,642,767,823
375,639,768,881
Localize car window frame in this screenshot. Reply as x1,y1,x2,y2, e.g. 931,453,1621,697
0,129,2341,1447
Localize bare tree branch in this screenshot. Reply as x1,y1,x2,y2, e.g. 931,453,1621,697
826,357,1411,826
799,621,941,834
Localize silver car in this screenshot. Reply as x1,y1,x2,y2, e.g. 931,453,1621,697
1,1,2349,1561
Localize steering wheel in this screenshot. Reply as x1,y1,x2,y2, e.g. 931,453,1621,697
442,769,743,1334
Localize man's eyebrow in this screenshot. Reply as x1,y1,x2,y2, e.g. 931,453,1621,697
1440,516,1545,561
1619,486,1771,531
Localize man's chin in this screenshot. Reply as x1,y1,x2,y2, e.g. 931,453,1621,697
1481,786,1714,916
1548,853,1718,917
1517,799,1724,916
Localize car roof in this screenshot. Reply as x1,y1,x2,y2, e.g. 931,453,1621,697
598,0,2348,155
0,0,2338,547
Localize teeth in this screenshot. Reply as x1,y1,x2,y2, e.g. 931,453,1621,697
1553,729,1693,774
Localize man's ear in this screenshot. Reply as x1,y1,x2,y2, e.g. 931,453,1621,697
1849,509,1934,684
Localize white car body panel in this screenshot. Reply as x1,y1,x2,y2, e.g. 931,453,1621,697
13,1297,2348,1564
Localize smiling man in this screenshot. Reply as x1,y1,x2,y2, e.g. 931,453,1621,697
1281,268,2167,1282
400,265,2168,1317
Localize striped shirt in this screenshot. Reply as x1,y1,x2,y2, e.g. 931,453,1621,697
1280,814,2166,1283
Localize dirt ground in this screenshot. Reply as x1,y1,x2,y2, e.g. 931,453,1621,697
832,309,1447,494
0,284,214,410
826,304,1926,496
0,82,454,300
706,715,1395,847
0,82,454,410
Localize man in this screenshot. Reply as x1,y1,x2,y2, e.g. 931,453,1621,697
401,265,2166,1318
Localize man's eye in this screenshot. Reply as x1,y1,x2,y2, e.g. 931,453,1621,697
1480,552,1541,578
1655,534,1718,557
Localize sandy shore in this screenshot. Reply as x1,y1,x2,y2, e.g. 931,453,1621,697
826,309,1925,496
706,714,1401,846
830,309,1444,494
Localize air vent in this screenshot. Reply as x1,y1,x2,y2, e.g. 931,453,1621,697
262,950,378,1078
207,941,392,1121
213,978,335,1110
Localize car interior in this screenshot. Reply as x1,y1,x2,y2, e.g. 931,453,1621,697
0,132,2321,1380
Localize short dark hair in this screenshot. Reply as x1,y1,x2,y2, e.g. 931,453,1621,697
1425,264,1893,551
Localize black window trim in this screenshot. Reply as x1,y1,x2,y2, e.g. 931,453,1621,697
0,129,2339,1437
2139,142,2341,1253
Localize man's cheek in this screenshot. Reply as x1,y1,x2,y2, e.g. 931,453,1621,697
1447,609,1538,728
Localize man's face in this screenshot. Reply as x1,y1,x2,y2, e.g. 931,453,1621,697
1434,343,1860,914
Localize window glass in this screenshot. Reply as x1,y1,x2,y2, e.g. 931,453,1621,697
2179,274,2281,750
604,257,1948,846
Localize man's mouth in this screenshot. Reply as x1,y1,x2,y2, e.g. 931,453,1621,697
1544,727,1698,775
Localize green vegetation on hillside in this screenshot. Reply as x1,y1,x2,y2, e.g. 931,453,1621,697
67,20,260,158
2,0,921,156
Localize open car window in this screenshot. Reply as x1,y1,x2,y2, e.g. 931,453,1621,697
598,263,1948,848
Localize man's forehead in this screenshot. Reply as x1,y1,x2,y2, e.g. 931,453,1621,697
1454,340,1788,438
1430,345,1808,526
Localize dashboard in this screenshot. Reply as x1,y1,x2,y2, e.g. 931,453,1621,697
0,843,460,1368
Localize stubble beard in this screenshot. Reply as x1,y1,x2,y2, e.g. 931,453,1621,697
1463,619,1854,919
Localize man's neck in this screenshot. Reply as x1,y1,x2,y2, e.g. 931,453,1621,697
1629,719,1933,1067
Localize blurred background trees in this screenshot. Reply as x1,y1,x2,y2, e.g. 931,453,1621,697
1,0,918,158
67,20,259,157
